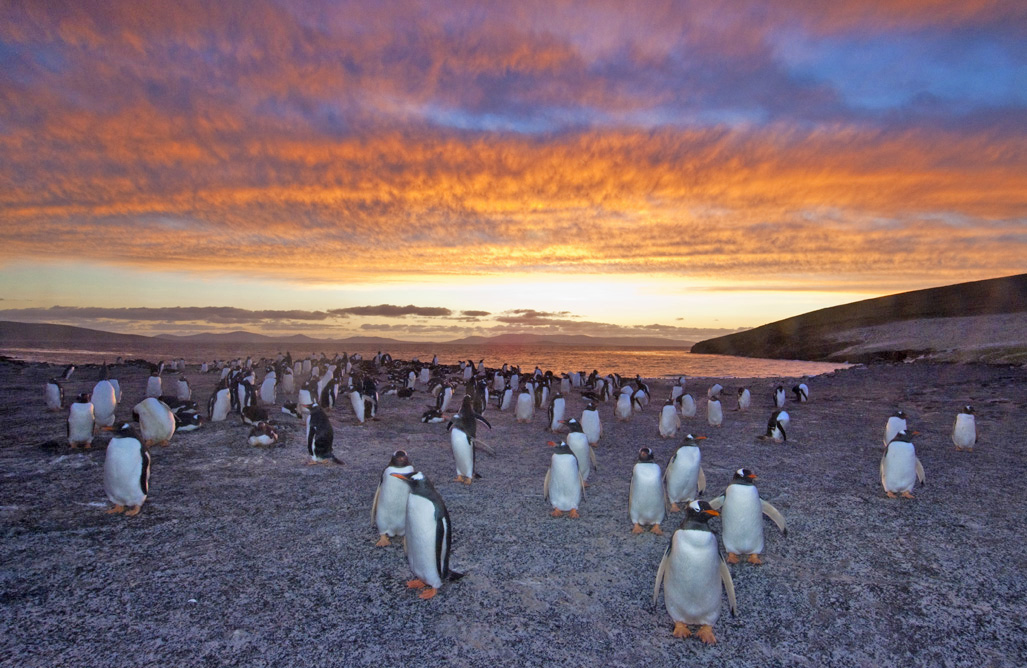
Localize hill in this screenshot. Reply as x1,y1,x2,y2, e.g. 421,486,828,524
691,274,1027,364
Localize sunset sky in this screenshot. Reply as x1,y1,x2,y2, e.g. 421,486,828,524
1,1,1025,341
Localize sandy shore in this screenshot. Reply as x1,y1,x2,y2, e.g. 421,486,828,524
2,359,1026,667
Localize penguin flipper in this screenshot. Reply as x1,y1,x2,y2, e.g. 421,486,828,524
578,472,586,499
472,438,496,457
140,446,151,496
589,446,598,471
652,546,670,606
475,413,492,430
698,467,707,495
761,500,787,535
543,469,551,501
371,483,382,526
915,458,926,485
708,495,725,511
880,455,887,490
720,559,737,617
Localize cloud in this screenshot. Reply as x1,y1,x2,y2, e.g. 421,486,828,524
329,304,452,317
0,305,336,323
461,310,491,317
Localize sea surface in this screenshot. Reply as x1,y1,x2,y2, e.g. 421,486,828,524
1,341,848,379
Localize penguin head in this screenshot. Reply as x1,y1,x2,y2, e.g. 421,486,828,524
75,392,91,403
391,470,428,489
961,405,975,415
889,430,915,444
737,387,746,396
686,500,720,521
893,409,906,419
664,398,674,406
585,402,597,412
732,468,757,484
682,434,706,446
547,440,571,453
562,418,584,433
637,447,655,463
113,423,137,438
390,450,411,467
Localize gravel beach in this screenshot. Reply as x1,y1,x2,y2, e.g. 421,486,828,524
2,359,1026,667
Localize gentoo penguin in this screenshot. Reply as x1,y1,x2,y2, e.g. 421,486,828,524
132,397,176,447
176,376,191,401
514,387,534,423
208,382,231,422
562,418,597,484
736,388,751,411
544,441,584,518
306,404,342,465
761,410,789,443
773,385,786,409
653,500,736,644
67,392,95,448
372,450,414,546
447,396,492,484
247,421,278,447
174,410,204,433
615,389,633,422
281,367,295,394
881,430,925,498
792,383,809,403
91,372,118,429
103,423,151,516
499,384,514,411
884,410,907,448
671,384,684,402
361,376,379,419
581,402,602,446
665,435,706,512
241,405,269,426
259,370,277,404
629,448,665,534
548,392,566,432
707,396,723,428
677,393,697,418
61,363,75,380
709,469,787,564
298,378,317,413
421,408,446,423
707,384,723,400
45,378,64,411
659,399,682,438
281,402,302,420
145,370,162,399
390,471,463,599
952,405,977,452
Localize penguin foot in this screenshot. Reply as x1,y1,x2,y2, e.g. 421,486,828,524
900,491,916,499
672,622,691,638
106,505,125,514
406,579,427,590
696,625,718,645
670,503,681,513
885,491,897,498
158,441,169,447
631,523,644,534
568,509,579,519
650,524,663,535
582,481,589,488
551,509,563,518
454,475,466,483
418,587,438,600
747,554,763,565
462,477,473,486
124,505,141,517
375,535,391,547
726,553,740,564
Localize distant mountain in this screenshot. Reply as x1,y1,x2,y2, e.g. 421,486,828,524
0,320,154,345
691,273,1027,363
156,331,408,345
446,333,697,347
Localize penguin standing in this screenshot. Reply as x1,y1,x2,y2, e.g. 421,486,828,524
581,402,602,446
562,418,597,484
372,450,414,546
499,384,514,412
709,469,787,564
659,399,682,438
653,500,736,644
45,378,64,411
91,373,118,429
281,367,295,395
615,388,633,422
176,376,191,402
390,471,462,599
544,440,584,517
548,392,566,432
67,392,95,448
629,448,665,534
347,384,366,424
306,404,342,465
447,396,492,484
773,385,786,409
259,369,277,404
881,431,925,498
884,410,907,447
133,397,176,447
706,396,723,428
952,405,977,452
514,387,534,423
736,388,751,411
665,435,706,512
208,382,231,422
145,370,162,399
103,423,151,516
677,393,697,418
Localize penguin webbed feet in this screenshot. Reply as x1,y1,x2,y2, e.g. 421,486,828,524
696,625,717,644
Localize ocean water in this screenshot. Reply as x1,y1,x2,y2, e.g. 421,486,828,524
2,341,848,379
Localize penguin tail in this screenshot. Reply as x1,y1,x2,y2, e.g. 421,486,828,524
332,456,345,466
446,570,466,582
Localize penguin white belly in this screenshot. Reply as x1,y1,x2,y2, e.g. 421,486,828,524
707,400,723,427
91,381,118,427
884,417,906,446
260,376,276,404
419,368,431,386
45,384,62,410
499,389,513,411
659,405,681,438
722,486,764,555
68,403,95,446
104,440,146,507
146,376,162,398
440,388,454,413
135,398,176,445
671,385,683,401
953,415,976,449
664,529,723,626
665,448,701,504
615,394,632,421
548,453,581,511
549,399,566,431
281,373,295,394
738,390,751,410
566,432,592,482
679,395,696,418
347,391,364,423
774,390,786,408
375,465,413,537
405,496,444,589
450,428,474,478
211,389,231,421
560,378,571,394
581,412,601,445
176,380,191,401
630,463,665,525
515,393,534,422
883,442,918,493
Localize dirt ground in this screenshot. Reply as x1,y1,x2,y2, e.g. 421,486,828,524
2,359,1026,667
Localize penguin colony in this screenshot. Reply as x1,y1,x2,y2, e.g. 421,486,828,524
41,354,978,645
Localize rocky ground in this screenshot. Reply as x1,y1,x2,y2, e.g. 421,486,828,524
2,359,1026,667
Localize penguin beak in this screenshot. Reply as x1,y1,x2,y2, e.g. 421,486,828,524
546,441,557,447
390,473,411,481
747,473,758,480
703,509,720,517
696,436,707,440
